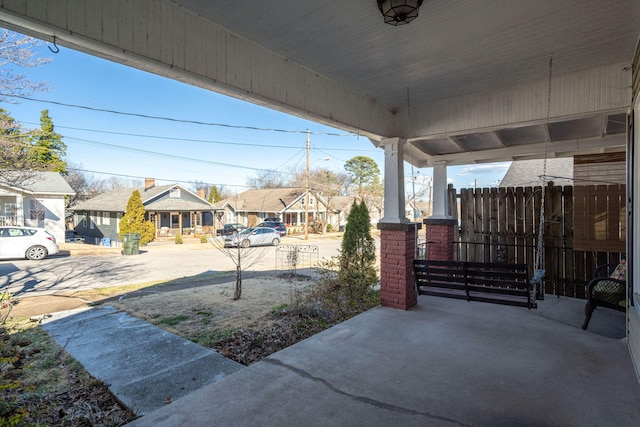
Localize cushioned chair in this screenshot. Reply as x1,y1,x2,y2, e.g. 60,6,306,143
581,261,627,330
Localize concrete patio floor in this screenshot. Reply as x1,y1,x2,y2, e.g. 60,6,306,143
128,295,640,426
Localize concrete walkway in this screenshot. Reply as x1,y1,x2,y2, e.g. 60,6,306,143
42,295,640,426
41,306,243,416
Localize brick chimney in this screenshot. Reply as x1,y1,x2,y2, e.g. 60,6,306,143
145,178,155,190
197,188,206,199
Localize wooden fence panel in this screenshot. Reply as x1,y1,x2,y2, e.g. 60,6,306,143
506,187,516,264
515,187,525,265
573,185,626,252
455,184,626,299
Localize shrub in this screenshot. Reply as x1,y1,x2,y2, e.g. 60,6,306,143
200,235,208,243
174,234,183,245
326,223,333,233
118,190,155,246
309,201,379,320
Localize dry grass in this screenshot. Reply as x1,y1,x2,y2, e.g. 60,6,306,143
110,275,316,347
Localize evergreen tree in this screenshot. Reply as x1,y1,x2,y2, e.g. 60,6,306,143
337,200,378,311
29,110,67,174
118,190,155,245
208,185,221,203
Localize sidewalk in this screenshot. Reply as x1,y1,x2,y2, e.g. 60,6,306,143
41,295,640,426
41,305,244,416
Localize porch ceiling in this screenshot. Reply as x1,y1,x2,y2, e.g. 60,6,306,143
0,1,638,166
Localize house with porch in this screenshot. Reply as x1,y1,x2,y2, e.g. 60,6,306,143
71,179,213,244
5,0,640,397
215,187,333,233
0,171,74,242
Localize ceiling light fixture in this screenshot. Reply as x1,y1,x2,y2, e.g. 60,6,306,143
377,0,424,26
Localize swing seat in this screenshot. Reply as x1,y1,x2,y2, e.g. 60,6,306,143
581,261,627,330
414,260,537,309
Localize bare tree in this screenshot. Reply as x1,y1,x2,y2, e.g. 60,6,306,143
0,29,51,103
206,230,276,300
246,169,289,189
65,164,110,208
0,29,52,186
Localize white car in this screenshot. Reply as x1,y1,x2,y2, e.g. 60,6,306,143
224,227,281,248
0,226,60,260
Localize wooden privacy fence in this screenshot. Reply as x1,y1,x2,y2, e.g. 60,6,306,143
448,184,626,299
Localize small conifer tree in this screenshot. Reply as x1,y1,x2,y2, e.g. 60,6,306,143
118,190,155,246
339,200,377,289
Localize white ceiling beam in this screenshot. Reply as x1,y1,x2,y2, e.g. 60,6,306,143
410,134,626,167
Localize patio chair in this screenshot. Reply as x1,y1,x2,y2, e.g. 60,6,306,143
581,260,626,330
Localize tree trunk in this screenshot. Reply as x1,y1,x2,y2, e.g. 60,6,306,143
233,255,242,300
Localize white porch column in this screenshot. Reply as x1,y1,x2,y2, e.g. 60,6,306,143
380,137,409,224
430,163,451,219
16,194,24,226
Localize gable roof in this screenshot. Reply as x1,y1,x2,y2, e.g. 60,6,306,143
0,171,75,195
71,184,212,212
217,187,329,212
499,159,574,188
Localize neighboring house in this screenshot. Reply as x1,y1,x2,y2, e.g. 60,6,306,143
215,188,334,232
499,158,574,188
0,171,75,243
331,196,383,231
71,179,213,244
405,200,431,221
500,154,626,188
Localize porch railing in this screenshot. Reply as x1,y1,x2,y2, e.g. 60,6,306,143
0,216,18,226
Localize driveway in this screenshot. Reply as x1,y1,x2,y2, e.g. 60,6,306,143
1,236,344,298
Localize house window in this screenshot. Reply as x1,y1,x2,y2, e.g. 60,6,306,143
83,213,87,228
29,199,44,221
90,211,95,229
3,203,16,216
170,189,181,198
102,212,110,225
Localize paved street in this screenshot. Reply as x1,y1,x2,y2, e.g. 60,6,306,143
1,236,345,297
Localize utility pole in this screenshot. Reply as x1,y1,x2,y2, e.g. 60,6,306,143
305,130,310,240
411,165,418,220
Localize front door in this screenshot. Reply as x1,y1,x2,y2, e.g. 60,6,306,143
171,213,180,233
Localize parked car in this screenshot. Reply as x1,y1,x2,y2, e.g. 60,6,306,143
217,223,247,236
257,220,287,236
0,226,60,260
65,230,85,243
224,227,281,248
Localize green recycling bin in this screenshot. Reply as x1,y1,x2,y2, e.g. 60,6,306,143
122,233,141,255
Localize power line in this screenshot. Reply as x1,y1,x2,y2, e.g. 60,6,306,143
2,92,359,137
15,121,380,152
68,166,247,188
65,136,298,175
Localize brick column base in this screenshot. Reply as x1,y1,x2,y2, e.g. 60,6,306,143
377,222,421,310
423,218,457,261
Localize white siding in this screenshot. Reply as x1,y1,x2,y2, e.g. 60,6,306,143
411,63,631,137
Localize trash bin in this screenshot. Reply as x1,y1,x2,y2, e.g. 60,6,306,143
101,237,111,247
122,233,141,255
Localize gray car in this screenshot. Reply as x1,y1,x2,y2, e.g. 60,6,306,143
224,227,280,248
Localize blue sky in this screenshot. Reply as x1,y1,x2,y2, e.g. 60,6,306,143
3,34,510,197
